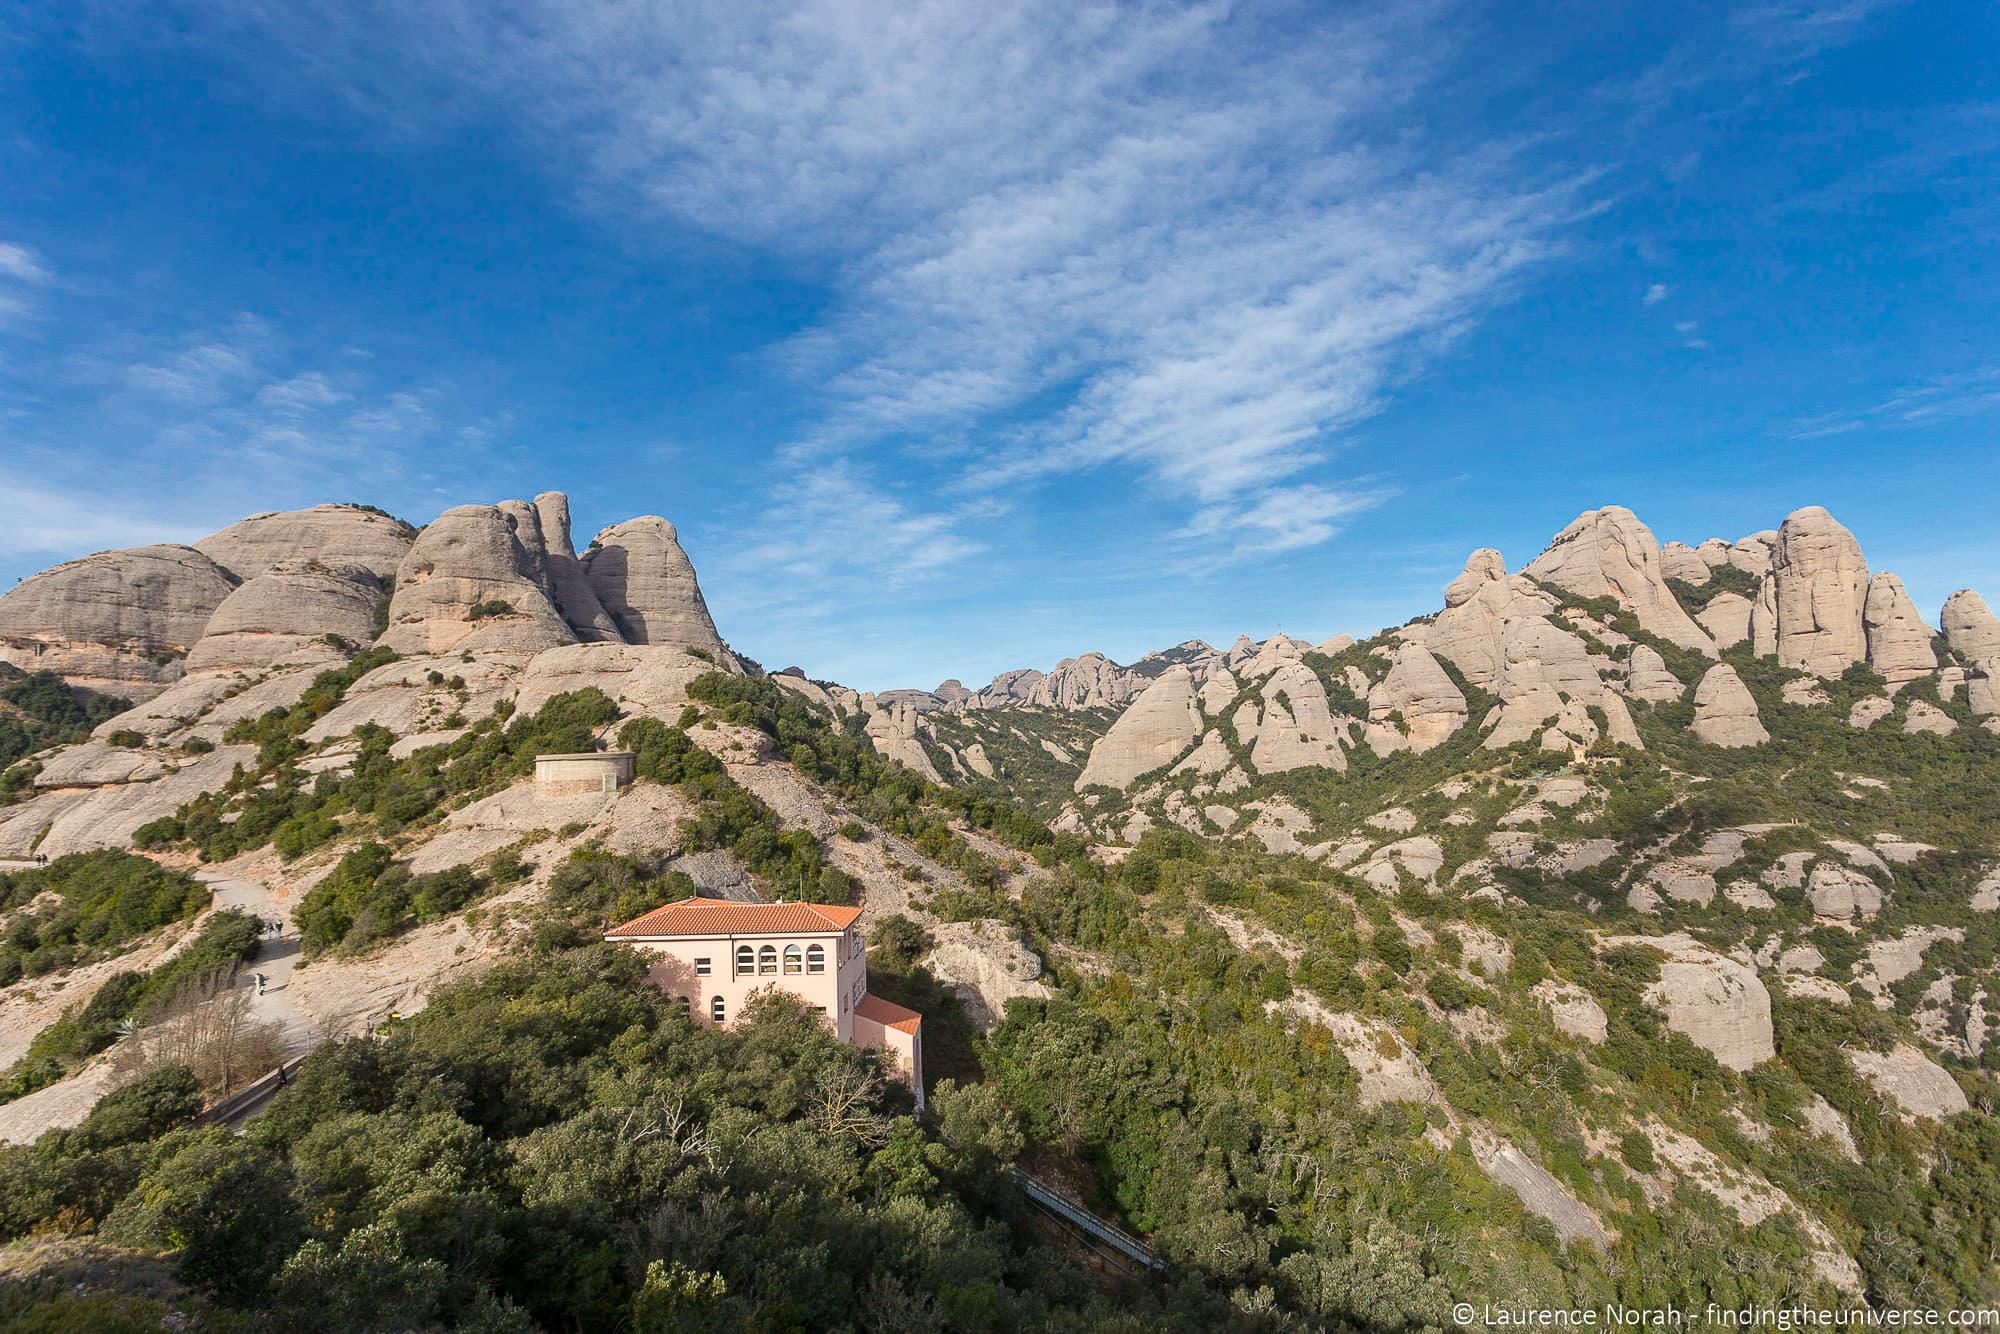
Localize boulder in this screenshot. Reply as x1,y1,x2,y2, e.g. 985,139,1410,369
582,517,731,658
1621,935,1775,1070
1862,573,1937,685
379,504,578,654
1781,678,1831,707
183,560,383,672
194,503,414,581
0,545,239,700
1524,506,1715,654
1763,506,1870,676
1691,664,1769,747
1660,541,1711,584
1903,700,1958,737
1365,642,1467,754
533,492,624,643
1696,592,1754,650
1970,664,2000,721
1076,666,1202,791
1532,980,1608,1043
1941,589,2000,661
1728,532,1778,577
1808,859,1884,920
1623,644,1686,702
1849,695,1894,729
1847,1044,1968,1121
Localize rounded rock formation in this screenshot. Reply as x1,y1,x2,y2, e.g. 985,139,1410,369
582,517,730,659
1691,664,1769,747
0,544,239,700
378,504,579,655
1075,665,1202,791
184,559,384,672
1524,507,1715,654
1941,589,2000,662
533,492,624,643
194,504,415,581
1763,506,1870,677
1862,573,1938,685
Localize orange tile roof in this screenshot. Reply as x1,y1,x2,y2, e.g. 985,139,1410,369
604,896,864,939
854,993,923,1035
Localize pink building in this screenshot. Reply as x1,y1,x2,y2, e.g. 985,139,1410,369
605,896,924,1108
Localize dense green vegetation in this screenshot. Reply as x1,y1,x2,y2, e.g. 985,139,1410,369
0,852,210,986
0,666,130,798
0,945,1237,1330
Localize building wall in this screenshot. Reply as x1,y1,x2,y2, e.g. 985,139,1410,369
631,928,852,1030
533,753,633,797
851,1012,924,1112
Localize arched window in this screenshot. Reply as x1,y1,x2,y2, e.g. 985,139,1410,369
806,944,825,974
710,996,726,1024
736,945,754,976
676,996,691,1015
783,945,803,974
757,945,777,974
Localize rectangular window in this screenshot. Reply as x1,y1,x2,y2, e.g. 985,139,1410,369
694,958,711,976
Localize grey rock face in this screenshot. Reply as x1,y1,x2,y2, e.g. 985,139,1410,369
184,560,384,672
1691,664,1768,747
1622,644,1686,703
1862,573,1937,684
534,492,624,642
1765,506,1870,676
195,504,414,581
1366,641,1467,753
582,517,730,658
1524,506,1715,654
1076,666,1202,791
0,545,239,700
1694,591,1753,651
378,504,578,654
1941,589,2000,661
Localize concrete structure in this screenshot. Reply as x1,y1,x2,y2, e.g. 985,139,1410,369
533,750,634,797
605,896,924,1107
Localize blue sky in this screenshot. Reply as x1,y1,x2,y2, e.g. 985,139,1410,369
1,2,1995,690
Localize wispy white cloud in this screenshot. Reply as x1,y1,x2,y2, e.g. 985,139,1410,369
4,312,512,565
161,0,1586,582
1777,365,2000,439
0,241,52,325
1177,482,1398,569
1644,282,1671,304
0,243,51,286
0,475,204,558
720,460,1001,619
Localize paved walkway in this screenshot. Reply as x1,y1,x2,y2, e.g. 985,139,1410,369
195,871,313,1055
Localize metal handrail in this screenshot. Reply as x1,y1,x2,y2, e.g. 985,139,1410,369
1012,1169,1166,1271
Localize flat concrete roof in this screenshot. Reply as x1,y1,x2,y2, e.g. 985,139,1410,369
534,751,635,761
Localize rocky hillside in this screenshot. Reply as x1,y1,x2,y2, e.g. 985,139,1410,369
2,494,1997,1320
